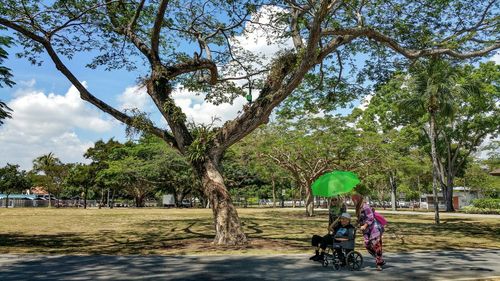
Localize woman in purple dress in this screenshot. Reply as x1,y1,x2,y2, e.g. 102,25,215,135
352,194,385,271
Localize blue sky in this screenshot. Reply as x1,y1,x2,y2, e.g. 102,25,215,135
1,8,499,171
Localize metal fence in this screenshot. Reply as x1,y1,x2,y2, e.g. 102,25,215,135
0,199,161,208
0,199,98,208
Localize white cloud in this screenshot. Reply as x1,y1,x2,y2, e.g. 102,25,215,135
117,85,152,111
18,79,36,88
491,51,500,65
115,84,247,127
225,5,294,93
172,87,247,126
0,82,116,170
357,94,373,111
233,6,293,58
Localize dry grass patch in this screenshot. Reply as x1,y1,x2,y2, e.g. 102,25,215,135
0,208,498,255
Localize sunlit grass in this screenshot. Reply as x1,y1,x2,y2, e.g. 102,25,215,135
0,208,498,255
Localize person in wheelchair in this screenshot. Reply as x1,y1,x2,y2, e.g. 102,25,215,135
310,212,355,264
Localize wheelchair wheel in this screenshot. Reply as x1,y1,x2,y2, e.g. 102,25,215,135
346,251,363,271
322,258,329,267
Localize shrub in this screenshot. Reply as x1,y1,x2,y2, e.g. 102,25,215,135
471,198,500,209
462,205,500,215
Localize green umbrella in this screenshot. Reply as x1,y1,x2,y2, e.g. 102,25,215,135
311,170,360,197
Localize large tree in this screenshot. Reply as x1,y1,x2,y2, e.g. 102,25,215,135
84,138,123,207
32,153,68,207
65,163,96,209
0,164,31,207
1,0,498,244
250,116,358,216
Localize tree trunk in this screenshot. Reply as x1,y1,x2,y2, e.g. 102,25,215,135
198,159,247,245
304,185,314,216
107,188,110,208
446,176,455,212
173,189,179,207
99,187,104,209
83,188,87,209
110,189,115,209
429,114,440,224
178,193,186,207
441,183,448,211
272,177,276,208
389,172,397,211
5,194,9,208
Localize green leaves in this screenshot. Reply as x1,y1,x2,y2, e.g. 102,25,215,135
0,164,31,195
186,122,217,163
124,109,156,138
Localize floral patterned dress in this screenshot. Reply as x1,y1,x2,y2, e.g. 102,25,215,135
358,203,385,266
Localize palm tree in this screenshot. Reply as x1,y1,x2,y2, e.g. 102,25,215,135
399,58,459,223
32,153,64,207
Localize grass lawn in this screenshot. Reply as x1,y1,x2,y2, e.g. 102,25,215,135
0,207,498,255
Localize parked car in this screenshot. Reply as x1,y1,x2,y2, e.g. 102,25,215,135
35,194,57,201
398,201,410,208
181,199,192,208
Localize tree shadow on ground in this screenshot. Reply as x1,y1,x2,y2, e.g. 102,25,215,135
0,211,498,255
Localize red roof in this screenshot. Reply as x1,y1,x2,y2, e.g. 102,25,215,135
30,186,48,195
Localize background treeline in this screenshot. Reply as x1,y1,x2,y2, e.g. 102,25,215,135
1,61,499,212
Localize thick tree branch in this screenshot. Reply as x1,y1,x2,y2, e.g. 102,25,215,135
289,8,305,49
151,0,170,62
213,0,333,156
0,17,45,42
0,18,177,148
212,0,331,155
145,77,193,153
104,2,154,65
322,27,500,59
43,43,177,147
165,58,218,85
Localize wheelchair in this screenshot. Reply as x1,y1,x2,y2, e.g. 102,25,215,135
321,237,363,270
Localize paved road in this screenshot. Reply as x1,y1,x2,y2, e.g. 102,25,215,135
1,249,499,281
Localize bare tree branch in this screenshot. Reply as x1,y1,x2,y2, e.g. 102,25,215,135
49,1,118,37
104,1,154,65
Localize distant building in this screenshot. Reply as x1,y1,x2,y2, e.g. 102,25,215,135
29,186,49,195
0,194,36,200
419,186,482,210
